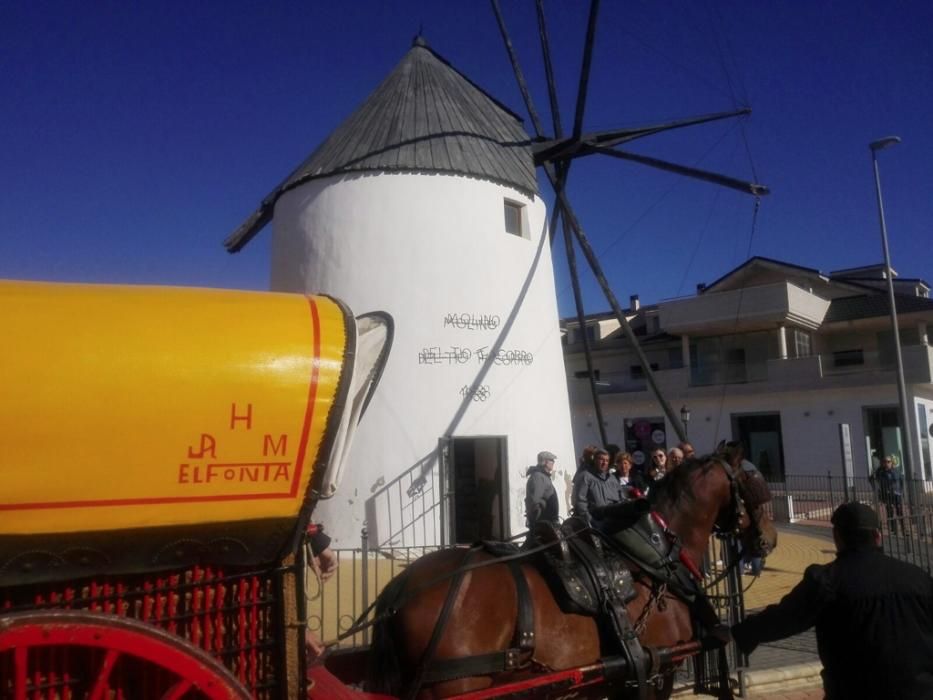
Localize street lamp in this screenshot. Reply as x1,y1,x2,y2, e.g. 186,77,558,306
680,405,691,439
869,136,915,493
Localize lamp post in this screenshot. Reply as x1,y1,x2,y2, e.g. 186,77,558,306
869,136,915,496
680,405,691,439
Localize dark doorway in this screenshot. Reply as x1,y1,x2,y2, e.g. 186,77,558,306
731,413,785,481
440,436,509,544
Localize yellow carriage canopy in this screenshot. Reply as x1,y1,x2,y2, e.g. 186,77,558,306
0,281,391,584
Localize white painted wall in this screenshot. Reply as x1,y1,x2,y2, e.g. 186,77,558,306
270,172,574,547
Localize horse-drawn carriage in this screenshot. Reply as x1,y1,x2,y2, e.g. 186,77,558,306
0,280,774,700
0,280,392,698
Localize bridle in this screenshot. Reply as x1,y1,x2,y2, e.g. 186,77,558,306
711,458,771,556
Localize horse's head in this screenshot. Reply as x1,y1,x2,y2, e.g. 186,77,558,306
714,441,777,559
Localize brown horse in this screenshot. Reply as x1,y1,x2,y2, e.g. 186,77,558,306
366,447,777,699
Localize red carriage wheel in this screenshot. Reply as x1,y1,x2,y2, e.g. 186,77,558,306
0,610,252,700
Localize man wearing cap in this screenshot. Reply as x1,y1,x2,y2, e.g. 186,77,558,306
524,451,559,529
729,502,933,699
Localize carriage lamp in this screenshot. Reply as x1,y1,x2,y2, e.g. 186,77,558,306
680,405,691,438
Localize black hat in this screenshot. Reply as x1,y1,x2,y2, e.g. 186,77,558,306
831,502,880,533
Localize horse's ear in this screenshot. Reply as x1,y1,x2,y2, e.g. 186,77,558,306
715,439,726,453
728,444,745,468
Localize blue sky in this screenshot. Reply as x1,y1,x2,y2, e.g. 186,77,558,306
3,1,931,315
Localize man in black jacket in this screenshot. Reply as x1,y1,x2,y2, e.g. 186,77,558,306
730,502,933,699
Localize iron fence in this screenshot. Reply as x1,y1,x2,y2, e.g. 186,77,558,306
878,509,933,575
306,529,446,649
763,474,933,526
761,473,933,576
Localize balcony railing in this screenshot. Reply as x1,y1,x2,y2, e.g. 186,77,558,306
690,359,769,387
567,344,933,392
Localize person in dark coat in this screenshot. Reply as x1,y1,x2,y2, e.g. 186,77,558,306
730,502,933,700
871,454,905,533
525,450,559,528
572,449,625,528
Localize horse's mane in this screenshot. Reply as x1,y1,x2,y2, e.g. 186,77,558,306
649,454,723,511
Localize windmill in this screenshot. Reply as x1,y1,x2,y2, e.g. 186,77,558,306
490,0,769,448
221,3,768,547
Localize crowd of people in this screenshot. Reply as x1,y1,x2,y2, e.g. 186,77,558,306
524,441,696,530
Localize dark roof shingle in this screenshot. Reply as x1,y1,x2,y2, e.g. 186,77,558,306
824,294,933,323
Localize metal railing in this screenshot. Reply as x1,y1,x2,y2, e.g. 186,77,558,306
690,359,769,387
763,473,933,576
880,509,933,574
763,474,933,525
306,528,446,649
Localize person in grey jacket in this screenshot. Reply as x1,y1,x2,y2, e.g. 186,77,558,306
525,451,559,528
572,449,625,528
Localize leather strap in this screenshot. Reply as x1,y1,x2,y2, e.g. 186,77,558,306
567,534,648,700
422,649,524,683
507,559,536,653
404,549,475,700
415,551,536,689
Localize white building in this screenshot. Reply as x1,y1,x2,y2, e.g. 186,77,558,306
563,257,933,482
226,39,574,547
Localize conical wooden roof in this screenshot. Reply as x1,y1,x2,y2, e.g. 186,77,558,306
225,37,537,252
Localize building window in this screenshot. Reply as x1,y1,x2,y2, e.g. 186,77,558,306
832,349,864,367
504,200,525,237
689,331,772,386
793,329,812,358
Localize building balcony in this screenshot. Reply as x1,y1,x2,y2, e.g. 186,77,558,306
819,344,933,384
659,282,830,335
567,344,933,399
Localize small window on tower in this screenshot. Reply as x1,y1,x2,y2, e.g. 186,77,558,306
504,200,525,237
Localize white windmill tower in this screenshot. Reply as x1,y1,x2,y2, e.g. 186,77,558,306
226,37,574,548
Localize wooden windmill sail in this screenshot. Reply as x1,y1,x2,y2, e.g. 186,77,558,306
490,0,770,446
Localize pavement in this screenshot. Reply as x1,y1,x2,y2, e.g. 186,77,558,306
740,522,834,675
675,522,836,698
